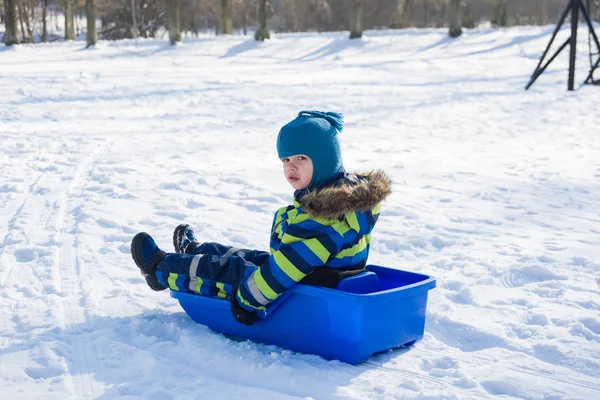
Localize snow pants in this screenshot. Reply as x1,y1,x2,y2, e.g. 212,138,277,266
155,242,270,299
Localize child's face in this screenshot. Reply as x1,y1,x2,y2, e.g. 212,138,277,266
282,154,313,190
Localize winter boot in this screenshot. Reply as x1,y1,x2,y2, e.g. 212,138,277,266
173,224,199,254
131,232,167,291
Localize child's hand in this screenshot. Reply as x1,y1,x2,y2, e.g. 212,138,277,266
230,288,257,326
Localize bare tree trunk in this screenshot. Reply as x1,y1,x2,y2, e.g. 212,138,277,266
75,10,79,35
23,1,34,40
243,2,247,35
167,0,181,44
130,0,136,38
541,0,548,25
221,0,232,35
255,0,269,41
242,0,251,35
18,1,27,42
64,0,75,40
4,0,21,45
462,3,476,29
439,3,448,28
492,0,508,27
393,0,410,29
86,0,96,46
349,0,362,39
141,0,147,37
448,0,462,38
42,0,48,42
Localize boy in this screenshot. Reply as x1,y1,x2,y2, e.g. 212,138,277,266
131,111,391,325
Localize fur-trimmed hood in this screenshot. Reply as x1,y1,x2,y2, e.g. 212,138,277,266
299,170,392,220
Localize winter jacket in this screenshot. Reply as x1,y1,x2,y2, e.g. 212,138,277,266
236,170,392,312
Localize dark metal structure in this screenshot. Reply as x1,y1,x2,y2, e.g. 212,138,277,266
526,0,600,90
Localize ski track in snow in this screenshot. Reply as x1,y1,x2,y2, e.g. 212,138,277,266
53,138,113,398
1,27,600,399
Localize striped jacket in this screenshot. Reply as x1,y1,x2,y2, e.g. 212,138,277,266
236,170,392,312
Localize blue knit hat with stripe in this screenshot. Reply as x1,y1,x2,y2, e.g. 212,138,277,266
277,111,344,190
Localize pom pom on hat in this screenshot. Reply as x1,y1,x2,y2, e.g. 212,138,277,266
297,111,344,132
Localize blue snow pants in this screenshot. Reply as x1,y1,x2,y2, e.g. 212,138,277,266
155,243,270,299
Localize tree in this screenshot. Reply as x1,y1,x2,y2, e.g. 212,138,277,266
221,0,232,34
533,0,548,25
462,2,476,29
255,0,269,41
17,2,26,42
86,0,96,46
448,0,462,37
167,0,181,44
349,0,362,39
41,0,48,42
241,0,251,35
65,0,75,40
589,0,600,21
18,0,34,42
492,0,508,27
4,0,20,45
393,0,410,29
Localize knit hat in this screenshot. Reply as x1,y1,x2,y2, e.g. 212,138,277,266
277,111,344,190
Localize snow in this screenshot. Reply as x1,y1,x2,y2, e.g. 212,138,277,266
1,26,600,399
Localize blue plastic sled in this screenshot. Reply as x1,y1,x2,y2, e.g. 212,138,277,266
171,265,436,364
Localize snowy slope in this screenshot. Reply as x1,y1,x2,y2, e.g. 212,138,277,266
1,27,599,400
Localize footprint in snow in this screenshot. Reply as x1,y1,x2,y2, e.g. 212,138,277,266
498,264,567,288
111,167,134,174
448,287,475,305
156,210,188,220
89,170,111,184
571,256,590,267
581,318,600,335
421,356,457,372
0,183,19,193
223,177,247,185
242,202,266,213
427,315,509,352
25,364,67,380
97,218,120,229
429,236,454,250
186,199,204,209
481,380,524,398
378,238,412,254
570,322,600,341
420,357,478,388
13,247,51,263
159,182,181,190
103,234,131,243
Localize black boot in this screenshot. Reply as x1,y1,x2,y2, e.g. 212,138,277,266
173,224,200,254
131,232,168,291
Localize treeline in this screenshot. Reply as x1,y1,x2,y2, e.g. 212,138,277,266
2,0,600,46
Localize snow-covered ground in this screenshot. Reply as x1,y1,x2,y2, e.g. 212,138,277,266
1,26,600,400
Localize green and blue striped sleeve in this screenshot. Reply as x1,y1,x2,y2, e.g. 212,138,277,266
236,216,343,311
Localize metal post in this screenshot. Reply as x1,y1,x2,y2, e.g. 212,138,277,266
526,38,573,90
526,1,573,90
531,3,572,76
580,0,600,50
579,0,600,83
568,0,579,90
